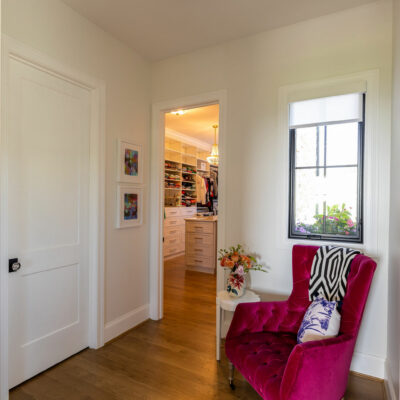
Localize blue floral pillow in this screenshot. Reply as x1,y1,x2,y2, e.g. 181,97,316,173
297,296,341,344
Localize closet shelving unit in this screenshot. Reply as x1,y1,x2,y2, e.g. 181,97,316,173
164,137,212,208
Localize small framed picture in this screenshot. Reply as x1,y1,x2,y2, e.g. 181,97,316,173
116,184,143,228
117,140,143,184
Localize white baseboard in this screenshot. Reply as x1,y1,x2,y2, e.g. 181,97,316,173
350,351,385,379
104,304,149,343
384,359,398,400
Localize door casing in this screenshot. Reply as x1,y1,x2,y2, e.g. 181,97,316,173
0,36,106,399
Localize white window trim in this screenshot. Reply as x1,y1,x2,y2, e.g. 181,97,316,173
277,70,380,257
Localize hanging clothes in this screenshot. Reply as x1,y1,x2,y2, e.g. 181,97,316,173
210,168,218,198
196,174,207,204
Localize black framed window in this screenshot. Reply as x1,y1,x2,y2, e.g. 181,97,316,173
288,94,364,243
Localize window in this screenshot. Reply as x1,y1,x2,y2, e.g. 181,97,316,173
288,93,365,243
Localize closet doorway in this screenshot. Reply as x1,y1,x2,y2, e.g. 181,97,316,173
149,91,227,321
163,104,220,315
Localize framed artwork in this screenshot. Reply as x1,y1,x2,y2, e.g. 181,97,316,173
117,140,143,184
116,184,143,228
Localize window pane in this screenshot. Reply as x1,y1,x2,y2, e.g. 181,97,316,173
295,126,323,167
293,167,359,237
293,169,325,234
326,122,358,166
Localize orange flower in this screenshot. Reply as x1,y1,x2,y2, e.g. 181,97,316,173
231,254,239,263
225,259,235,268
241,255,251,268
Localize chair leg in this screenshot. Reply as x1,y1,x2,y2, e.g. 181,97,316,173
228,362,235,390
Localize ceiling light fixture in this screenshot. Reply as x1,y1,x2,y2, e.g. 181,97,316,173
170,109,185,116
207,124,219,166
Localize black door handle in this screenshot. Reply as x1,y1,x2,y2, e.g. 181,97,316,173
9,258,21,273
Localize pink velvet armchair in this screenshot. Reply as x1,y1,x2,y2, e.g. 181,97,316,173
225,245,376,400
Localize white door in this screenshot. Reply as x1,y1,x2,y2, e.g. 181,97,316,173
7,56,91,388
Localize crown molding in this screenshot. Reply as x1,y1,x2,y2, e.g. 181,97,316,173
165,128,212,152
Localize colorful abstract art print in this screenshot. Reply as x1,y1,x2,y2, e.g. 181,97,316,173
117,185,143,228
117,140,143,184
124,193,138,220
124,149,138,177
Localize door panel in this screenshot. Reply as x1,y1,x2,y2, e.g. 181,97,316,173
8,57,91,388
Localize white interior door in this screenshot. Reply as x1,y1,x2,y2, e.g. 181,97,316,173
7,56,91,389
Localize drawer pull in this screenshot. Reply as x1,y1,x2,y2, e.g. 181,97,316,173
194,248,202,252
195,237,203,240
195,259,202,263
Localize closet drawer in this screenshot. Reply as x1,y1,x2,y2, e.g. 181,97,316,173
164,244,181,257
164,225,184,238
165,207,181,217
186,233,214,246
186,244,215,258
165,236,181,247
164,217,184,228
186,255,214,269
186,221,214,234
180,207,197,217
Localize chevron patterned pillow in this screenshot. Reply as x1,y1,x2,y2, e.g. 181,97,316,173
297,296,341,344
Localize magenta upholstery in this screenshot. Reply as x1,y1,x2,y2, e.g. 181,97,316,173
225,245,376,400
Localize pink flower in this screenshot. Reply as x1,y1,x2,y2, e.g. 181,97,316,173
236,265,245,276
347,219,354,227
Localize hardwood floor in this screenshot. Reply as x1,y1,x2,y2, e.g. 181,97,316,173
10,255,385,399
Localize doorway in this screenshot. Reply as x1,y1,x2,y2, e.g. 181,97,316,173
163,104,220,315
149,90,227,321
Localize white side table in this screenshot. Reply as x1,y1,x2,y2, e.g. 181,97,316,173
216,289,261,361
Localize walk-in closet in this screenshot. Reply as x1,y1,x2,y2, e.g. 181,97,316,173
163,104,219,274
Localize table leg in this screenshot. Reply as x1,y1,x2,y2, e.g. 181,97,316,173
216,303,222,361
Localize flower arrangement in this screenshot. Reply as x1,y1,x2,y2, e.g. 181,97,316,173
218,244,267,297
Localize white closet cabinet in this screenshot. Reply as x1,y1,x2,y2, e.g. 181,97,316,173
164,207,196,259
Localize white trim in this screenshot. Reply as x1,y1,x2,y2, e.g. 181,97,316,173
104,305,149,343
165,128,212,152
350,352,385,379
0,6,6,398
0,36,106,396
277,70,380,257
384,359,397,400
149,90,227,320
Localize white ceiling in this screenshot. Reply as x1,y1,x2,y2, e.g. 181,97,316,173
62,0,377,61
165,104,219,145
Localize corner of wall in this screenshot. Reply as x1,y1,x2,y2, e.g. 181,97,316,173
104,304,150,343
385,358,398,400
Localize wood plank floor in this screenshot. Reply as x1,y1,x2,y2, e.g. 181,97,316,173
10,255,385,399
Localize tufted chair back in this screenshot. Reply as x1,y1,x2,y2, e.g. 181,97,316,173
288,245,376,337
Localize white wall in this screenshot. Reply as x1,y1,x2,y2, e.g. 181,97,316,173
152,1,393,377
2,0,151,341
388,0,400,397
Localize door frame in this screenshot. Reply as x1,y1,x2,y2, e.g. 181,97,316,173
0,36,106,399
149,90,227,320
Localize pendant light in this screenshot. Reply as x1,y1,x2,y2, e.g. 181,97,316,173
207,124,219,166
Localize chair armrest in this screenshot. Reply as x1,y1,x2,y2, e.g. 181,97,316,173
280,334,356,400
226,301,304,340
